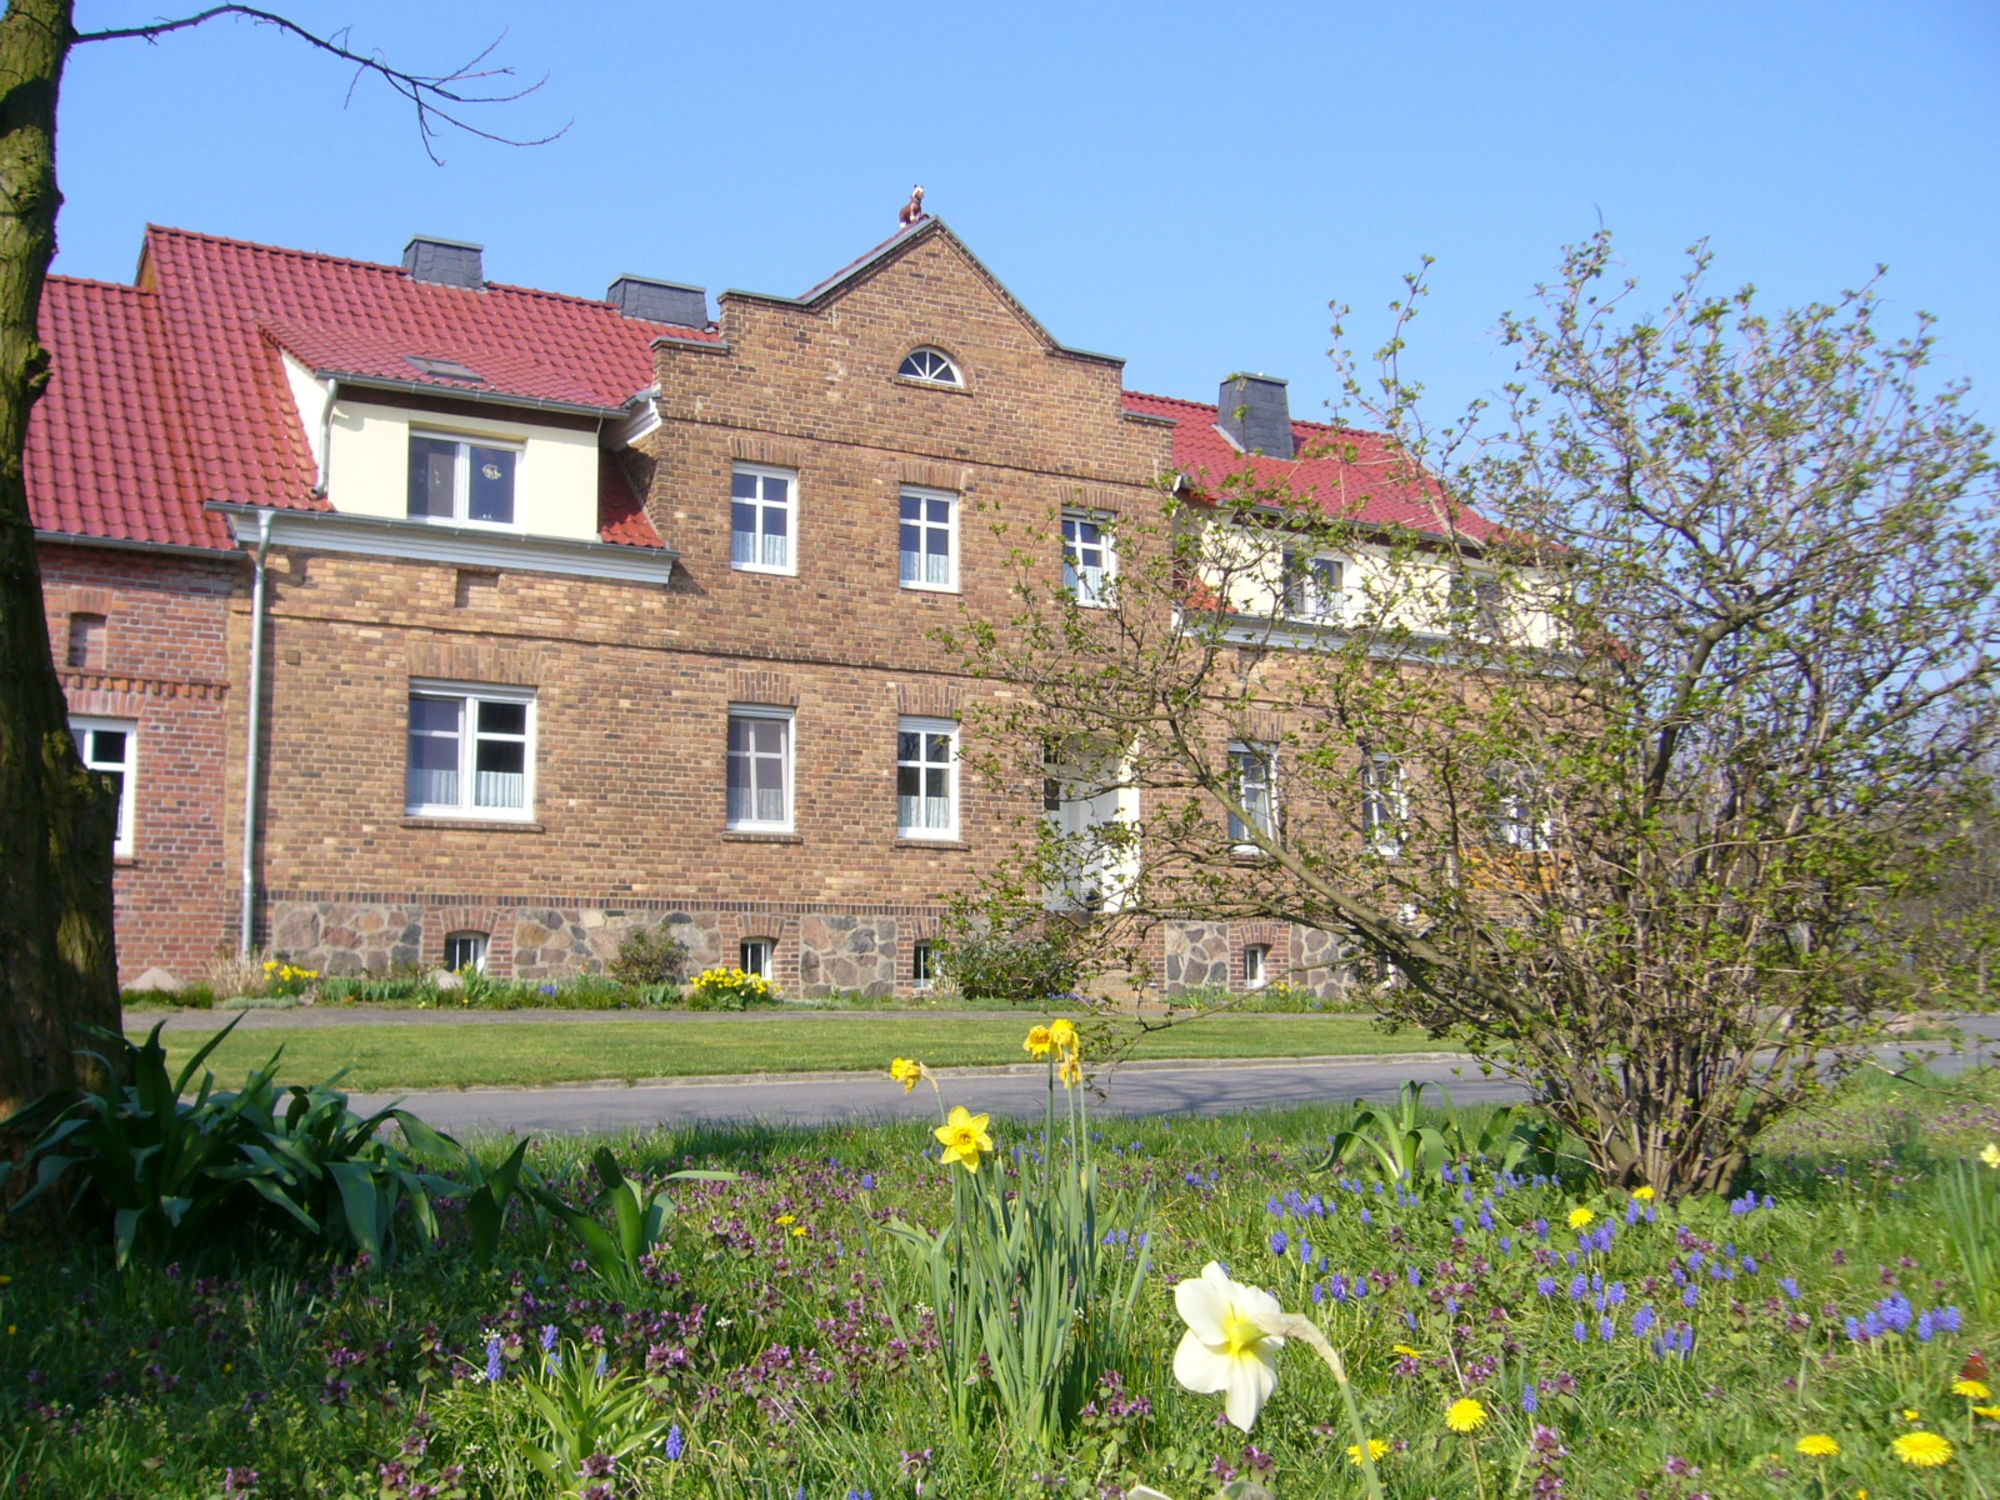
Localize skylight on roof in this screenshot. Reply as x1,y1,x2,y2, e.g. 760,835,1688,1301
406,354,485,384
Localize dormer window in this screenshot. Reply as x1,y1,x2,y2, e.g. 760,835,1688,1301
898,347,962,387
409,432,519,527
406,354,485,384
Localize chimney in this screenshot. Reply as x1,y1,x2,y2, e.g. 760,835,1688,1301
605,275,709,327
1217,373,1295,459
402,234,484,290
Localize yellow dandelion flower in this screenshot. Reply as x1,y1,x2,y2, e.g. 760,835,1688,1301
1795,1435,1840,1459
1953,1378,1993,1400
1890,1431,1953,1468
1903,1408,1922,1422
934,1105,993,1174
774,1214,796,1226
1445,1397,1488,1433
1567,1207,1595,1230
1971,1405,2000,1421
1630,1186,1656,1202
1391,1344,1425,1358
1345,1439,1390,1466
1024,1025,1054,1058
791,1225,807,1237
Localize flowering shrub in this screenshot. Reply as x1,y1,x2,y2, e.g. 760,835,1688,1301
685,966,776,1009
260,957,319,997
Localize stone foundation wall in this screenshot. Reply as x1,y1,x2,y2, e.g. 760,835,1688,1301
1158,919,1352,998
262,895,933,998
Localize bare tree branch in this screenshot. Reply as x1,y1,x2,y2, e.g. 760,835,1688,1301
72,6,567,163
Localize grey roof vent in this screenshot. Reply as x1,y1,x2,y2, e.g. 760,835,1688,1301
402,235,485,290
1217,373,1295,460
606,275,709,327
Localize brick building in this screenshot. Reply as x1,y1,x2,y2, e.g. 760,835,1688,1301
29,214,1488,996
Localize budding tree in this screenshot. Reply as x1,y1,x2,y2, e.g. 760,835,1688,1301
947,234,1999,1197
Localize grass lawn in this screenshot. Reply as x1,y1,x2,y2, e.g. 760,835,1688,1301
128,1012,1452,1091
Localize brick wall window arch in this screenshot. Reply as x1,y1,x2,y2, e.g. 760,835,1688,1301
898,347,961,387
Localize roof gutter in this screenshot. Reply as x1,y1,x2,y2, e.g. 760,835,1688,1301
317,370,627,421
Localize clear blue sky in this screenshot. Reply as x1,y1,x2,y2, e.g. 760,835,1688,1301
50,1,2000,431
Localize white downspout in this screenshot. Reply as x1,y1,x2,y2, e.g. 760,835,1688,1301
238,509,274,956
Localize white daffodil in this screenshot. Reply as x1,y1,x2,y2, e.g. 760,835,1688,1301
1172,1261,1287,1430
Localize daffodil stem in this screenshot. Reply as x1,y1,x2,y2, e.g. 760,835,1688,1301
1263,1312,1384,1500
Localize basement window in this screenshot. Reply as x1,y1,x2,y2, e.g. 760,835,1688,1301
444,931,489,973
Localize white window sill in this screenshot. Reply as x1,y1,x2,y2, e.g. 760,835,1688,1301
899,581,960,595
402,814,544,832
724,827,801,843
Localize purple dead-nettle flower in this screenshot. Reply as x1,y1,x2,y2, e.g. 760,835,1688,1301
665,1425,686,1461
581,1453,616,1478
223,1470,260,1497
582,1487,612,1500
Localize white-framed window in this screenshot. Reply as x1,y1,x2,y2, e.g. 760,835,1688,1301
727,707,793,831
900,487,957,591
740,937,774,979
1448,571,1505,637
1361,754,1407,857
1226,741,1276,847
898,347,962,386
70,717,135,857
1489,766,1552,852
897,717,959,839
405,684,535,820
409,432,520,527
443,931,489,973
1062,510,1115,606
1243,943,1270,990
912,939,936,991
1282,550,1344,621
731,464,796,574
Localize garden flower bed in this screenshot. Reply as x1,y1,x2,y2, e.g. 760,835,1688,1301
2,1049,1996,1497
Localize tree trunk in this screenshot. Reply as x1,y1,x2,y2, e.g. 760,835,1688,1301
0,0,120,1123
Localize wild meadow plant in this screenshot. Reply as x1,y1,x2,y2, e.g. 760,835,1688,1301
874,1022,1152,1452
4,1070,1999,1495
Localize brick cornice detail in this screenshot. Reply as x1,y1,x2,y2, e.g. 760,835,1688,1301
895,680,960,720
728,668,797,707
59,670,228,704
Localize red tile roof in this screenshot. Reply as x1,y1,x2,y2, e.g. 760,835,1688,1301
32,226,701,551
29,277,230,549
1123,390,1499,543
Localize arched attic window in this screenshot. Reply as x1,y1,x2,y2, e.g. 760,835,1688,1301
898,347,962,386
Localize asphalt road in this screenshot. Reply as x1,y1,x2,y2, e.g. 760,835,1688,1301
347,1017,2000,1138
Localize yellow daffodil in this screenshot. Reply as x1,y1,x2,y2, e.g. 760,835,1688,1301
889,1057,924,1094
933,1106,993,1173
1795,1435,1840,1458
1445,1397,1489,1433
1980,1142,2000,1169
1630,1186,1656,1202
1567,1207,1595,1230
1171,1261,1286,1431
1345,1439,1390,1466
1024,1025,1054,1058
1049,1018,1080,1055
1890,1431,1953,1468
1059,1055,1083,1089
1955,1378,1993,1400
